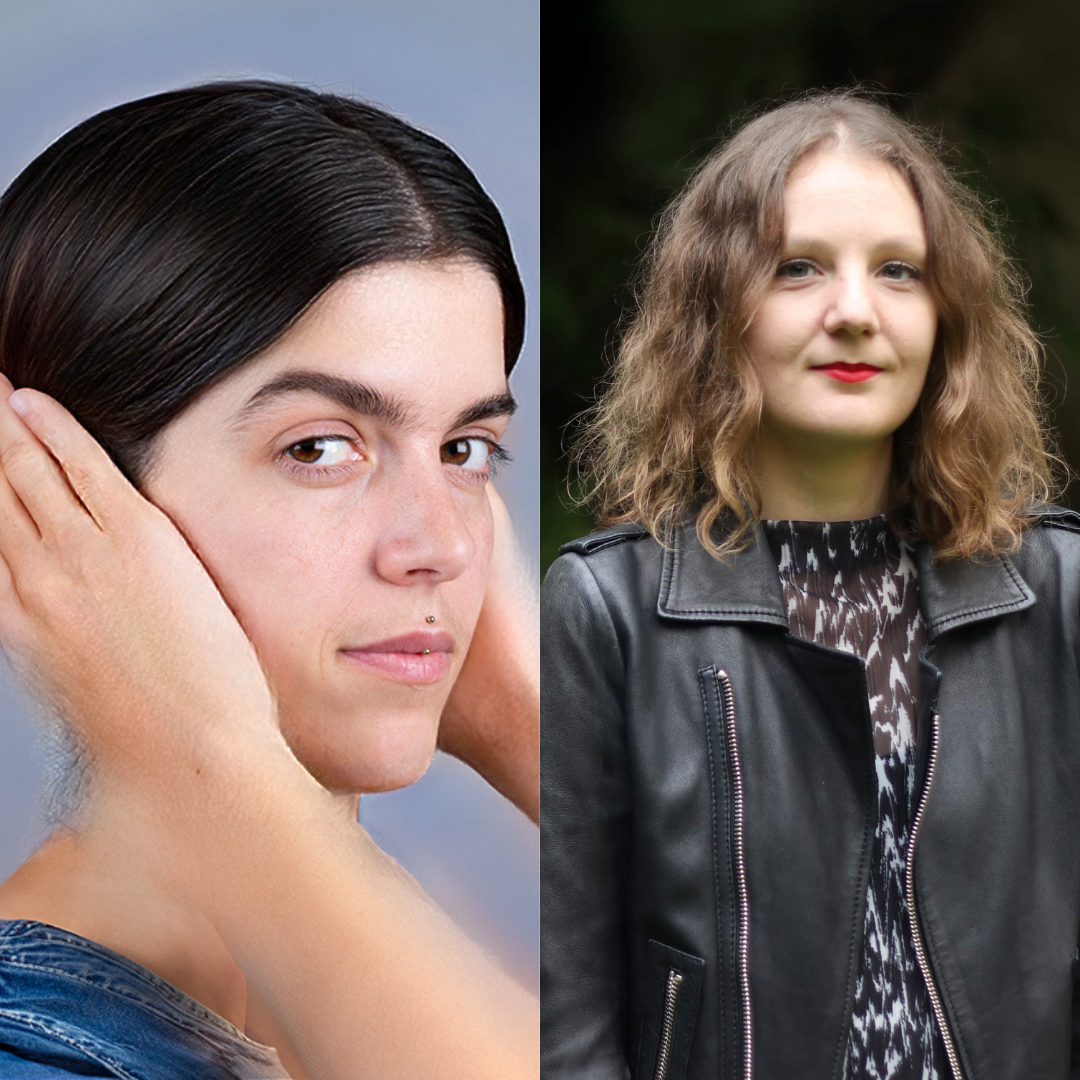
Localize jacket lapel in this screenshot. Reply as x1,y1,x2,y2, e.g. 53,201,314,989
657,517,1037,637
657,520,788,628
914,542,1035,641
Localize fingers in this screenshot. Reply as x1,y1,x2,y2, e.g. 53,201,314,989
6,386,136,534
0,452,40,575
486,481,507,517
0,481,29,606
486,482,512,536
0,548,21,624
0,532,32,678
0,445,39,657
0,387,101,549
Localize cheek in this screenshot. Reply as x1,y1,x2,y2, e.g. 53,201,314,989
889,317,937,419
893,298,938,365
166,480,494,687
178,497,370,662
746,298,816,373
890,309,938,411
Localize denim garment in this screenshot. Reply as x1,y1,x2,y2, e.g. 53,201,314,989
0,919,287,1078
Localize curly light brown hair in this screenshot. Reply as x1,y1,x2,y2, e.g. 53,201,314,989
573,91,1062,561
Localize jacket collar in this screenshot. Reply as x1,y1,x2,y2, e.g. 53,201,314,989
657,518,1036,640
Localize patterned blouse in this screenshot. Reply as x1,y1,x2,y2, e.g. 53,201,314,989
761,516,946,1080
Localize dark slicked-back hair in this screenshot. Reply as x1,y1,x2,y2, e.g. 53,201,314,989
0,80,524,480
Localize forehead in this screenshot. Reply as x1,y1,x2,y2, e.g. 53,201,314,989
199,260,508,426
783,150,926,242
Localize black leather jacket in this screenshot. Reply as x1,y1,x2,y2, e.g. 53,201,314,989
541,507,1080,1080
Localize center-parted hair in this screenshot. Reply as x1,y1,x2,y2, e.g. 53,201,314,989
574,91,1060,561
0,80,525,482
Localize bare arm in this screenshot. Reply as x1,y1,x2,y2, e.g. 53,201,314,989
0,385,538,1080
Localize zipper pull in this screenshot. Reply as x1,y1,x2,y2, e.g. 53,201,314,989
653,967,684,1080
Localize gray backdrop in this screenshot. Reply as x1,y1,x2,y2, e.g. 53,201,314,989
0,0,539,987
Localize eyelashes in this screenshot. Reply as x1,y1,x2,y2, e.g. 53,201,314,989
878,261,922,282
278,436,359,481
285,436,360,468
278,434,510,481
440,437,512,475
776,258,923,282
776,258,816,280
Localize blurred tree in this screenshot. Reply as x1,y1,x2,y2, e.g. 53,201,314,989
542,0,1080,572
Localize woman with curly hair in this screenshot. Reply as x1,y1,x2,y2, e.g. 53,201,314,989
542,92,1074,1080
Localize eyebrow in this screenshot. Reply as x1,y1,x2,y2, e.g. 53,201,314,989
449,392,518,429
231,369,515,430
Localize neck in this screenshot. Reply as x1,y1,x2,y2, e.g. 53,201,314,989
0,810,250,1028
753,429,893,521
0,783,359,1046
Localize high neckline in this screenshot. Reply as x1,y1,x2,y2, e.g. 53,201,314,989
761,515,894,577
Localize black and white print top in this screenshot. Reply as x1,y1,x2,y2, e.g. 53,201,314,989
762,516,946,1080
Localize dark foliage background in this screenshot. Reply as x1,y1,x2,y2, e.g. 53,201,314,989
542,0,1080,573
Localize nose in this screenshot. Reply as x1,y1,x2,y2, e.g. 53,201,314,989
372,465,476,586
823,269,880,337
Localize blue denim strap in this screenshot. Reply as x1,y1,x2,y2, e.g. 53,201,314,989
0,920,286,1079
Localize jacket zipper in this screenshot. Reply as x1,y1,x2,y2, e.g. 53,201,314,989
717,670,753,1080
905,712,963,1080
653,968,684,1080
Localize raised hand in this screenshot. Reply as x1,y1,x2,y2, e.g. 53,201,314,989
439,484,539,821
0,377,279,787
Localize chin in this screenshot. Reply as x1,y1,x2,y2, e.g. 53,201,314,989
278,701,441,794
805,397,920,441
793,414,905,447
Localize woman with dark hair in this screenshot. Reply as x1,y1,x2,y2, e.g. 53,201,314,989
543,92,1078,1079
0,82,538,1078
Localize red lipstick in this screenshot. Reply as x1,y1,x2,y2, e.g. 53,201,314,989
814,362,882,383
340,631,454,685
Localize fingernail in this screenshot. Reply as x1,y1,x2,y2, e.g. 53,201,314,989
8,391,31,417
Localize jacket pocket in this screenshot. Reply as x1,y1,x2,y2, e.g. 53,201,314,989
635,939,705,1080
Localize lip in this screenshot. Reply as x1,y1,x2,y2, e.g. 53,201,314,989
340,630,454,685
812,362,883,383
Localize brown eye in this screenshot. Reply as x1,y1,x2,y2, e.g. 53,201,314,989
441,437,491,470
284,436,359,467
442,439,471,466
289,438,324,463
